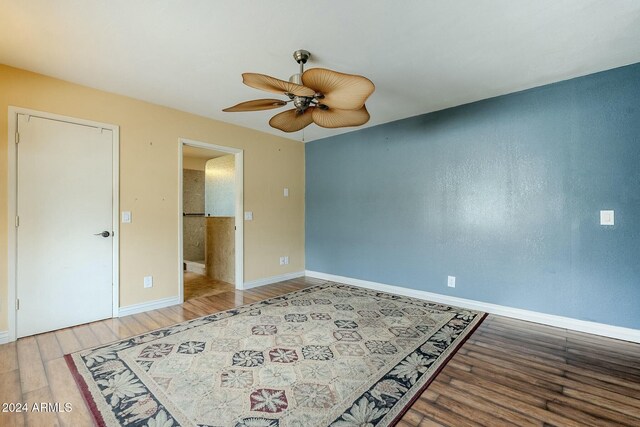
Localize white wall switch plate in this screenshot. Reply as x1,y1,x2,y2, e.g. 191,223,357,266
284,188,289,197
447,276,456,288
144,276,153,288
244,211,253,221
122,211,132,223
279,256,286,266
284,256,289,265
600,210,614,225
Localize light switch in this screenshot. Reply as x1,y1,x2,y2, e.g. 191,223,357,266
244,211,253,221
122,211,132,223
447,276,456,288
284,188,289,197
600,210,614,226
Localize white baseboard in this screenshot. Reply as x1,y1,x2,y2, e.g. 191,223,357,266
118,271,304,316
305,270,640,344
0,331,8,345
243,271,305,290
118,296,181,318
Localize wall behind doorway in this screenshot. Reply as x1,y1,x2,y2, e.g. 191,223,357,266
183,162,206,263
204,155,236,285
205,155,235,217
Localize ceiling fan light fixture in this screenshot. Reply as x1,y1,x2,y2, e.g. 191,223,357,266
293,96,311,111
223,49,375,135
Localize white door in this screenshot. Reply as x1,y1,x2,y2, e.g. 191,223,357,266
16,114,114,337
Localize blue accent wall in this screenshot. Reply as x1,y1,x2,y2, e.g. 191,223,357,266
306,63,640,329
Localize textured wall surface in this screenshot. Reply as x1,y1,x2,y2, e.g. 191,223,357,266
205,155,235,217
183,169,205,262
306,62,640,329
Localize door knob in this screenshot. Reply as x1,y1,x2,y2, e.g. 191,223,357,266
94,231,111,238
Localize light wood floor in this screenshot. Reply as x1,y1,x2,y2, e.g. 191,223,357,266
183,271,234,301
0,276,638,426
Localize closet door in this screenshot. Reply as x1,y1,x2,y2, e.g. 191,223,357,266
16,114,114,337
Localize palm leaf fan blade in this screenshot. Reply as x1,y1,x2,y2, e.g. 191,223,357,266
302,68,375,110
312,106,370,128
269,108,315,132
242,73,316,97
223,99,288,112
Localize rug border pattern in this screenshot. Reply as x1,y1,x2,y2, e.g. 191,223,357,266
386,311,486,426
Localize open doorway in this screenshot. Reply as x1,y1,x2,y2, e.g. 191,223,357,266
179,139,244,302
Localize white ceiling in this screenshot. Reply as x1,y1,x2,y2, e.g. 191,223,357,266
1,1,640,142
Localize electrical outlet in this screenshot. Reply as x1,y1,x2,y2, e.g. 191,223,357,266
447,276,456,288
279,257,285,266
144,276,153,288
284,256,289,265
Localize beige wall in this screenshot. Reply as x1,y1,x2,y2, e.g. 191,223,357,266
0,64,305,332
182,156,208,171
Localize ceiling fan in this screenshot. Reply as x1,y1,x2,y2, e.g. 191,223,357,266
223,50,375,133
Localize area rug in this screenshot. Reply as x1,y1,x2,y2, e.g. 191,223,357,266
66,282,486,427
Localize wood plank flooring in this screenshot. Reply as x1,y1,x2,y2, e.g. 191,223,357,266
1,276,639,426
398,315,640,427
183,271,234,301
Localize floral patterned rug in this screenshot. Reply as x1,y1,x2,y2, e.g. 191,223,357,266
66,282,485,427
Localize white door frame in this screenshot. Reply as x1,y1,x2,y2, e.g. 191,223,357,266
178,138,244,301
7,107,120,342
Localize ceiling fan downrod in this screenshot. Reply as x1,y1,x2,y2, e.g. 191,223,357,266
292,49,310,79
290,49,326,114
